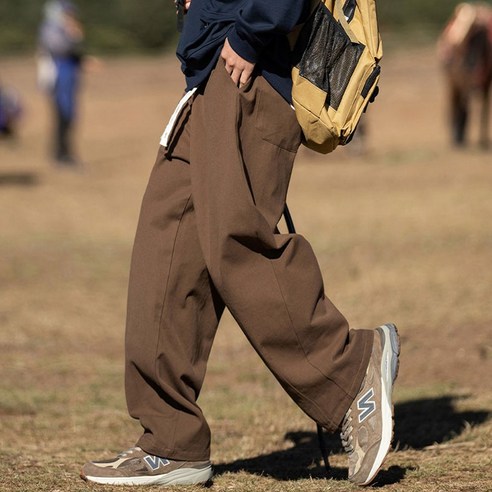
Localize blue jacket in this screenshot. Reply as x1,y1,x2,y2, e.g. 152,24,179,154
39,16,83,121
176,0,310,102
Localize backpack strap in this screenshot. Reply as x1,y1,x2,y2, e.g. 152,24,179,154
317,424,331,473
335,2,359,43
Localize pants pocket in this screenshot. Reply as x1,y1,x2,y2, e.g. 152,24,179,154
255,81,302,152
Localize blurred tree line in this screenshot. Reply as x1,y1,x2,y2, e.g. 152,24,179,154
0,0,178,54
0,0,488,55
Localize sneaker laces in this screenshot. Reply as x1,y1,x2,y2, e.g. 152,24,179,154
117,447,141,458
340,409,354,453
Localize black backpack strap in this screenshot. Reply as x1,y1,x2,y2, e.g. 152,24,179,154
317,424,331,473
283,203,296,235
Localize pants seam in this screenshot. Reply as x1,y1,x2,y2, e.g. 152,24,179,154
152,192,193,453
267,257,353,430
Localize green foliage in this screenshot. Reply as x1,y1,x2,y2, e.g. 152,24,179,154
0,0,490,55
80,0,179,54
0,0,179,55
378,0,469,33
119,0,178,50
0,0,44,54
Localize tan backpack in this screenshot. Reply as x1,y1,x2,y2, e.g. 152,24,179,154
290,0,383,154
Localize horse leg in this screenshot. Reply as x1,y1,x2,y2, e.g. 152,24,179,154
479,84,490,149
451,86,469,146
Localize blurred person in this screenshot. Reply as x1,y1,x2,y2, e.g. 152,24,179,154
38,0,84,165
437,2,492,147
81,0,400,488
0,82,22,137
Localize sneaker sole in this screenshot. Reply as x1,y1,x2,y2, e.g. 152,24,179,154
361,323,400,486
82,464,213,486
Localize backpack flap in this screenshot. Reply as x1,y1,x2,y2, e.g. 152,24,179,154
291,0,383,154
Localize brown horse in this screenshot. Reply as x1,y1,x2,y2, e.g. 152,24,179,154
438,3,492,148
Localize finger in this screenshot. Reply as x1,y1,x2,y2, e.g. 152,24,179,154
239,68,253,87
230,67,241,86
224,62,234,76
219,53,232,73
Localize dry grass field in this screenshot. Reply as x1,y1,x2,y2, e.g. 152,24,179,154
0,46,491,491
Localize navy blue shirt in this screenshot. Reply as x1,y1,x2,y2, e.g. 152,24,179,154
176,0,310,103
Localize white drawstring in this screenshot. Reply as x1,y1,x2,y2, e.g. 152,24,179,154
160,87,197,148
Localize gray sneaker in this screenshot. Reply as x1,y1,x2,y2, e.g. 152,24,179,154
340,323,400,486
80,447,213,486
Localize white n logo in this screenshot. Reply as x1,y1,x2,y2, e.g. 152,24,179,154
357,388,376,423
144,455,170,471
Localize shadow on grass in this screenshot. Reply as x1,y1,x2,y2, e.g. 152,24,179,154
393,394,489,450
0,172,39,187
214,395,490,485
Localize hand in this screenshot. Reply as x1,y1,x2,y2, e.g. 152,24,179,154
83,55,104,74
220,38,255,87
64,14,84,42
174,0,191,12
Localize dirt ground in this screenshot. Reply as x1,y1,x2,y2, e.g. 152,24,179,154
0,46,491,491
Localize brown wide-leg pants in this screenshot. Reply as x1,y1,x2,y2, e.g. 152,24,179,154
125,60,373,461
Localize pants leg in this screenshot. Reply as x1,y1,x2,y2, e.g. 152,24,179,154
189,62,373,432
54,103,72,161
125,107,225,461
